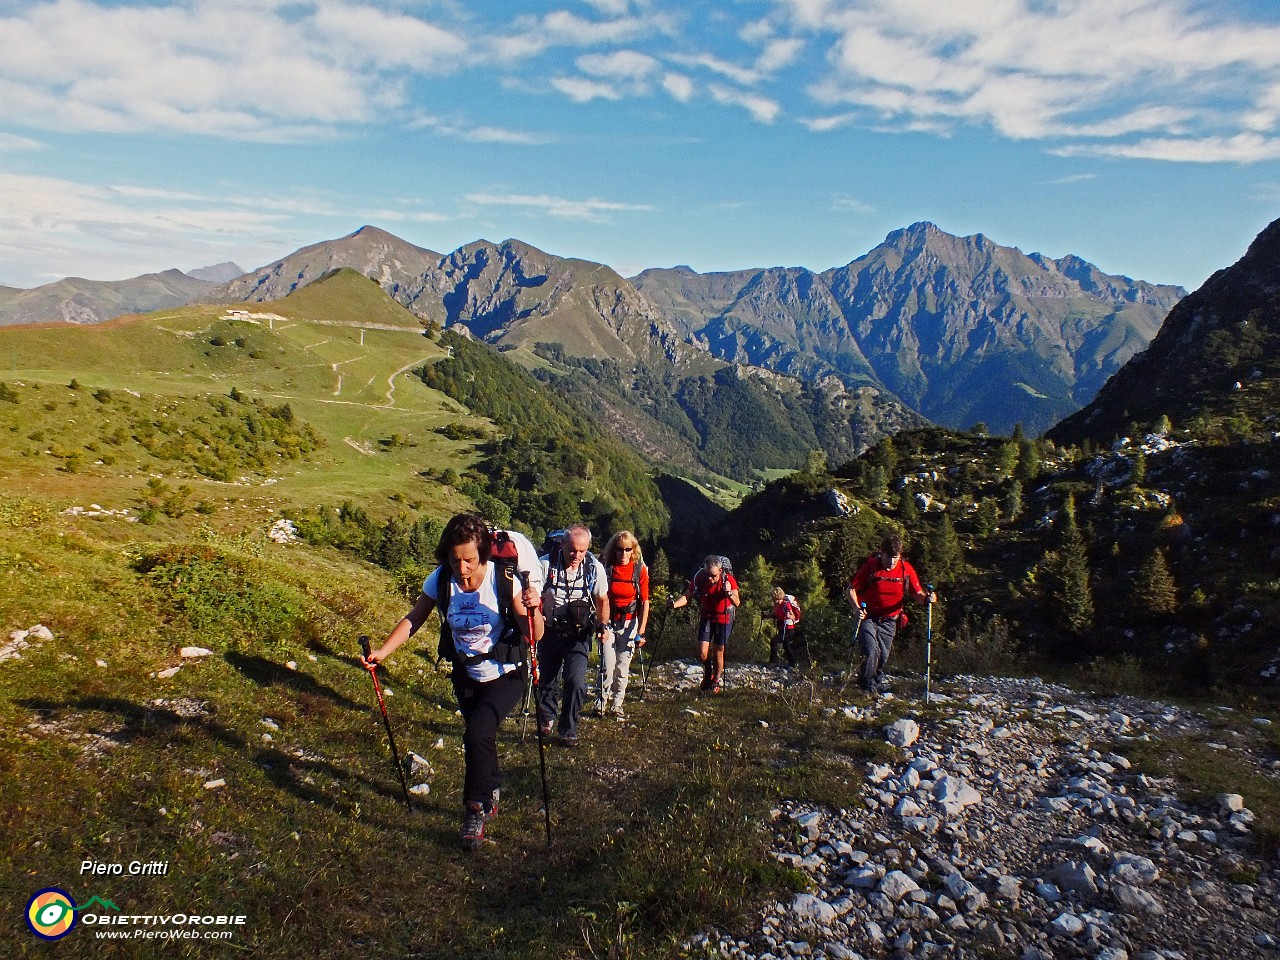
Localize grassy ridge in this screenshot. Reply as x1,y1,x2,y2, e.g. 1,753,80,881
0,271,480,519
0,504,894,958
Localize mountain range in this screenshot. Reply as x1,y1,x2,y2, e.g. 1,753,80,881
0,222,1186,444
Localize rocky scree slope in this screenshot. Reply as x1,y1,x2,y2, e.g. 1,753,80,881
656,668,1279,960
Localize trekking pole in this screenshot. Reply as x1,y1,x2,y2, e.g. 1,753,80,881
635,624,648,688
520,572,553,849
924,586,935,706
358,635,412,810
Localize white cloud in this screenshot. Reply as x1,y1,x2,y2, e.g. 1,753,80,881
777,0,1280,161
755,37,804,73
551,76,623,102
831,193,874,214
0,171,297,284
0,132,43,151
491,9,663,60
740,18,775,44
1055,133,1280,163
409,114,554,145
1046,173,1100,186
577,50,660,80
662,72,695,102
465,191,654,222
800,112,855,132
710,84,781,123
671,53,762,87
0,0,467,141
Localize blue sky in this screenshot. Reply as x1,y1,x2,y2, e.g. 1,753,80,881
1,0,1279,291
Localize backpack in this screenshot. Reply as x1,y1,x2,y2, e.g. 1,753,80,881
784,594,802,624
863,551,910,627
437,528,538,669
547,545,600,632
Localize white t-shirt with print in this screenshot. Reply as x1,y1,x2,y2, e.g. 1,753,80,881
424,562,520,683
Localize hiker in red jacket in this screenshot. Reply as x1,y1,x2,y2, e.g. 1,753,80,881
847,534,936,698
671,555,739,694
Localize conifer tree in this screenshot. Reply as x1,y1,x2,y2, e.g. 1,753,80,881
1134,548,1178,617
1130,449,1147,485
739,553,779,661
974,498,999,539
1003,479,1024,521
651,548,671,589
795,555,829,613
997,440,1019,479
1016,437,1041,482
1046,495,1094,632
898,486,919,524
873,436,899,480
927,513,963,585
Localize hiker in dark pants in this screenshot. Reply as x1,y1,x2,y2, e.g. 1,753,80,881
363,513,544,850
671,555,740,694
769,587,801,667
847,533,936,698
536,524,609,746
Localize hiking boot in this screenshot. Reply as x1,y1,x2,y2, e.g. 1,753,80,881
538,720,553,738
711,676,723,695
699,673,713,692
485,788,500,821
558,732,579,747
460,803,486,851
613,706,626,721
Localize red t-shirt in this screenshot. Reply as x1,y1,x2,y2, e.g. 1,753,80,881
693,569,738,624
607,561,649,620
850,554,922,619
772,598,800,627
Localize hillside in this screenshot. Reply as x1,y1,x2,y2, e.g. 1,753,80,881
1049,216,1280,447
0,268,474,519
0,268,219,327
634,223,1184,437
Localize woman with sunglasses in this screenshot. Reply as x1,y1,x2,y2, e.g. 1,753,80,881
599,531,650,719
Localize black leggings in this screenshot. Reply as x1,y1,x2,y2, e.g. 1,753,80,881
452,668,525,808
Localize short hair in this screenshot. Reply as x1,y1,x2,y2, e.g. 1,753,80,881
772,587,785,601
436,513,493,566
703,555,723,571
880,533,903,557
562,523,592,546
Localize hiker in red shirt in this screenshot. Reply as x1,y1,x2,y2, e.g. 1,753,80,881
600,530,650,719
671,555,739,693
769,587,801,668
847,533,936,698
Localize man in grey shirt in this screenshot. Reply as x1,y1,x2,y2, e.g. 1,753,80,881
536,524,610,746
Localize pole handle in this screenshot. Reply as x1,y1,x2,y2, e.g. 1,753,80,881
358,634,371,659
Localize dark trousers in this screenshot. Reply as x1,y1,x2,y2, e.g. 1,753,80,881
770,623,797,665
452,667,525,808
535,627,590,737
857,617,898,691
